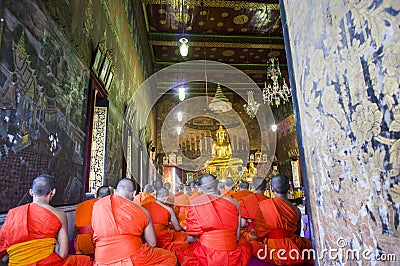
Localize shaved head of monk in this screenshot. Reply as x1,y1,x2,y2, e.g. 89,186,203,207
31,174,55,197
97,186,111,198
156,187,169,201
224,177,234,189
270,174,290,194
199,174,218,194
153,180,163,191
116,178,137,200
144,184,154,193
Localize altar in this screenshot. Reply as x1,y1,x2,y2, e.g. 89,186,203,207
204,124,247,179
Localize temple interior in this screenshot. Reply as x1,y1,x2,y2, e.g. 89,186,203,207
0,0,398,265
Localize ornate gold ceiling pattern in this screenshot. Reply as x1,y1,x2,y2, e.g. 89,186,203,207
142,0,285,87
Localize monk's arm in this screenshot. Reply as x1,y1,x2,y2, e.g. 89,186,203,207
55,210,69,259
167,206,183,231
141,207,157,247
186,235,198,243
294,206,302,235
222,196,241,240
1,254,8,263
240,217,248,228
236,205,241,240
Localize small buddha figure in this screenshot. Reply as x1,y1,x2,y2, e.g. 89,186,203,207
212,124,232,160
248,162,257,178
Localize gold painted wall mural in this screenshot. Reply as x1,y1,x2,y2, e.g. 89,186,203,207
282,0,399,262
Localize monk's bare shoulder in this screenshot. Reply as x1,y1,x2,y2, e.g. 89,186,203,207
35,203,67,224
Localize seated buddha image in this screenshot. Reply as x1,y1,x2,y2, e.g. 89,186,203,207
205,124,243,174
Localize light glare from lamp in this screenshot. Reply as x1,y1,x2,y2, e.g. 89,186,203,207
178,87,185,101
271,124,277,131
176,127,182,135
177,111,183,122
179,38,189,57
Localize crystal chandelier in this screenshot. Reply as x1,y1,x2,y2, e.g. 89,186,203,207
243,91,259,119
262,58,292,106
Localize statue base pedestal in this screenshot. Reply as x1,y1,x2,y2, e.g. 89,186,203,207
205,158,244,179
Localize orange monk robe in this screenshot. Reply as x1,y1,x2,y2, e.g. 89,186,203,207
240,193,268,220
175,191,184,197
142,201,186,250
74,198,97,255
133,191,155,205
0,203,91,266
92,195,176,266
220,189,235,197
174,194,191,228
239,193,268,243
175,194,252,266
253,198,313,265
188,190,202,201
231,190,252,201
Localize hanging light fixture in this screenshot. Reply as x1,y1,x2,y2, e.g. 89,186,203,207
243,91,259,119
178,86,185,101
262,57,292,106
177,111,183,122
179,37,189,57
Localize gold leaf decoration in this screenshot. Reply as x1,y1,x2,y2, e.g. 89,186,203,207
222,50,235,57
175,13,191,23
233,15,248,25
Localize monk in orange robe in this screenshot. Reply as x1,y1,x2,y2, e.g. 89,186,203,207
239,177,269,245
175,174,252,266
142,188,186,251
133,184,156,205
74,186,110,255
174,185,191,229
0,174,91,265
163,182,175,201
253,175,313,265
91,178,176,266
231,181,252,201
174,184,184,197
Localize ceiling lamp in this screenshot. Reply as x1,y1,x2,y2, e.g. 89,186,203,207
208,84,232,113
178,86,185,101
243,91,259,119
177,111,183,122
262,58,292,106
179,37,189,57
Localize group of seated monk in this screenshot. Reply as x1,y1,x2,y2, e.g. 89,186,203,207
0,173,314,266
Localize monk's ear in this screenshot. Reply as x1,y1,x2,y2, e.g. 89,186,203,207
29,189,34,197
50,188,56,198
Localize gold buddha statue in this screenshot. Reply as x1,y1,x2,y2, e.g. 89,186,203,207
205,124,243,177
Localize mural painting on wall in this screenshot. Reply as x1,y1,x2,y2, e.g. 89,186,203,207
285,0,399,256
0,1,89,213
277,114,295,138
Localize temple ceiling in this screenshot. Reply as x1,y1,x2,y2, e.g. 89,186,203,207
141,0,286,89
